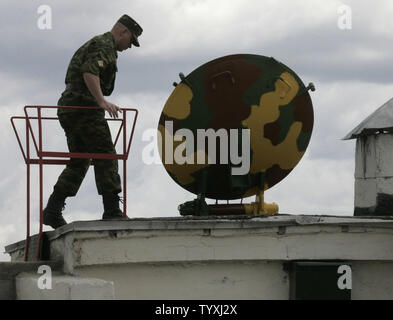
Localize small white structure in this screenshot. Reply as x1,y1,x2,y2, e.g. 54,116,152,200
343,98,393,216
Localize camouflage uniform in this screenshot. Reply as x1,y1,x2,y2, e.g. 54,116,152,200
53,31,121,197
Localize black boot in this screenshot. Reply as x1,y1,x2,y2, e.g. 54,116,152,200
43,192,67,229
102,193,129,220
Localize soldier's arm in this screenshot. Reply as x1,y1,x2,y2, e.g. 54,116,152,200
83,72,121,118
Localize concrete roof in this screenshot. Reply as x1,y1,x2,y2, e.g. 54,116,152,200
5,215,393,274
343,97,393,140
5,214,393,255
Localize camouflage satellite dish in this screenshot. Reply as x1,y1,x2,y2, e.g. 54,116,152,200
158,54,314,215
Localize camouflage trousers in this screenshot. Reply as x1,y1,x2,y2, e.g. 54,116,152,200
53,96,121,197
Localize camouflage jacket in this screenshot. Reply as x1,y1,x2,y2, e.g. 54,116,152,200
59,32,118,106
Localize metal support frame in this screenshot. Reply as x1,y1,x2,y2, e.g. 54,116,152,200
10,105,138,261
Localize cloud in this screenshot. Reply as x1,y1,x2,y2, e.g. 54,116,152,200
2,0,393,93
266,155,355,215
308,80,393,160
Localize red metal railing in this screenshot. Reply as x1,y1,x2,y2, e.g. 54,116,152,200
10,105,138,261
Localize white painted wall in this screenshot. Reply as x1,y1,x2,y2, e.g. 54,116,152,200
77,261,289,300
351,261,393,300
355,133,393,209
16,272,115,300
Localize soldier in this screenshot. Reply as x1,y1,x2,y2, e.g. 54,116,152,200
43,14,143,229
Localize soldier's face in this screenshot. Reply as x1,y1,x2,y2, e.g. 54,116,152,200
118,29,133,52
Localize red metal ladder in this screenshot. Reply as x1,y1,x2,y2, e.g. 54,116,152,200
10,105,138,261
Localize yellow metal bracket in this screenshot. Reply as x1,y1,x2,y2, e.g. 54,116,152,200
244,190,279,215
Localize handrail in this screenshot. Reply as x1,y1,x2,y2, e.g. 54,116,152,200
11,105,138,261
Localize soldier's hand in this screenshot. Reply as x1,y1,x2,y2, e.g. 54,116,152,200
99,100,122,118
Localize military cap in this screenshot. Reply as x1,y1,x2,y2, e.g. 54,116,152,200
118,14,143,47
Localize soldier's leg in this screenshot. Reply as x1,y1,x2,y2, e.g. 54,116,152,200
53,112,91,197
82,110,125,219
44,111,90,228
83,110,122,195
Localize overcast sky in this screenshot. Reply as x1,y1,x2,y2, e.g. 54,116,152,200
2,0,393,261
